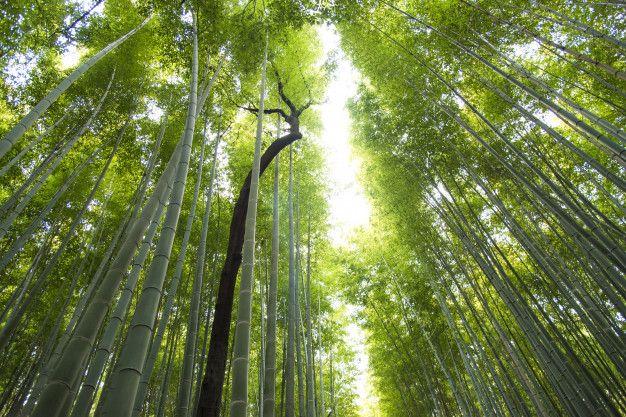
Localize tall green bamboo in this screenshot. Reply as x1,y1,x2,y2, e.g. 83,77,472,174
381,3,626,168
100,11,199,417
304,219,316,417
0,122,122,352
0,71,114,245
470,1,626,81
428,178,618,415
69,199,167,417
535,2,626,50
471,30,626,145
0,135,106,274
155,291,185,417
0,111,70,179
280,312,287,417
176,123,220,417
0,223,55,325
262,116,281,417
229,30,269,417
285,143,296,417
30,89,185,417
257,269,266,417
31,203,134,411
0,16,150,159
18,205,110,417
317,298,324,417
192,192,222,415
329,351,334,417
295,198,306,417
132,58,222,417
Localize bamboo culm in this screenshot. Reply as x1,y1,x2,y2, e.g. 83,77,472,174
262,116,281,417
100,11,199,417
0,17,150,159
285,144,296,417
229,31,269,417
176,124,214,417
0,71,114,245
30,102,185,417
0,122,123,352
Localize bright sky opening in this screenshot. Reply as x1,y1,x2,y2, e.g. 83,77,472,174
317,25,378,416
60,45,81,70
316,25,372,249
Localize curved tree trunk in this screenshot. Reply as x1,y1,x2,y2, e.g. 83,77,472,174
195,129,302,417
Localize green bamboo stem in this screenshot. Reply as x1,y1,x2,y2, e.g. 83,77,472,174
0,16,150,159
229,30,268,417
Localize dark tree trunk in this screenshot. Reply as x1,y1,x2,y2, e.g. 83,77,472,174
195,130,302,417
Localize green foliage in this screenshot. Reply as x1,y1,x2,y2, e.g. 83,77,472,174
0,1,624,417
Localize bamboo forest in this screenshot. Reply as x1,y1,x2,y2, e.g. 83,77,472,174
1,0,626,416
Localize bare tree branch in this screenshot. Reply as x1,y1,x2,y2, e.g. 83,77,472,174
272,67,298,114
241,106,288,119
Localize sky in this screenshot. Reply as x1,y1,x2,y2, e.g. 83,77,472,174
316,26,372,248
316,25,379,416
